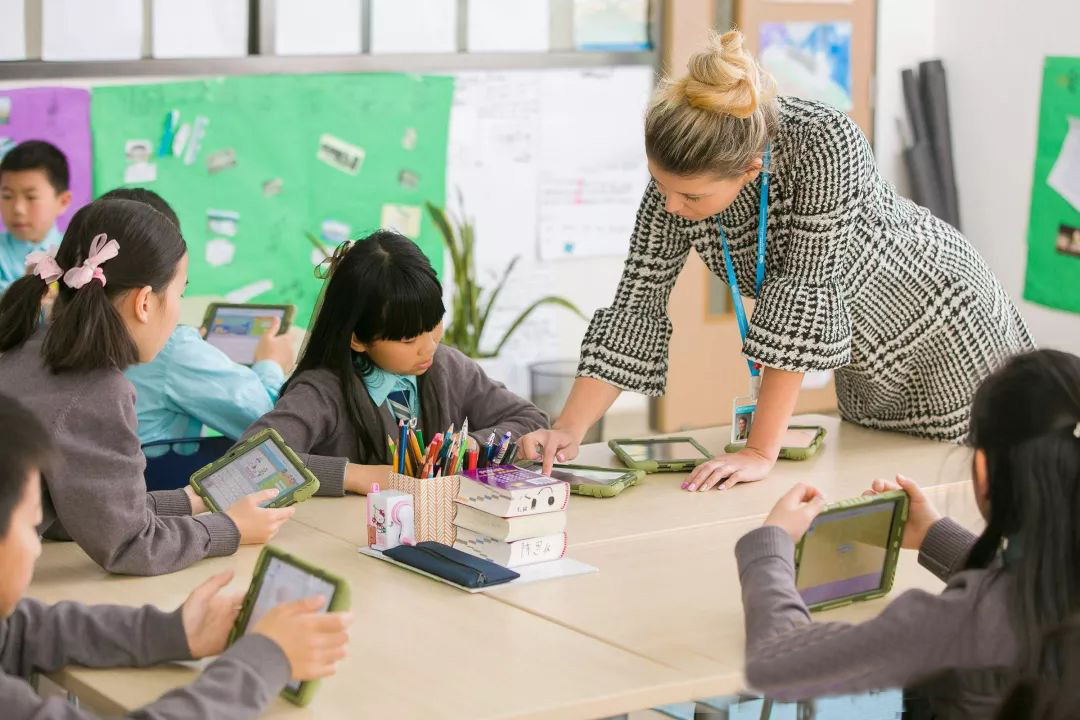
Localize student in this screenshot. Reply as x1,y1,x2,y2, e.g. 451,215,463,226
241,232,548,495
0,197,292,575
100,188,295,445
996,619,1080,720
734,349,1080,717
0,393,351,719
0,141,71,295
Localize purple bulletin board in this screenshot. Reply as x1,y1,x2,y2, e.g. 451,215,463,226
0,87,92,233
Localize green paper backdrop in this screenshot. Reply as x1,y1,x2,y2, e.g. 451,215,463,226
1024,57,1080,314
91,73,454,326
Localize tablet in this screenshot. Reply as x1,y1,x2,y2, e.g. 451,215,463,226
189,429,320,513
607,437,712,473
201,303,294,366
229,546,351,706
794,490,909,612
543,463,644,498
725,424,827,461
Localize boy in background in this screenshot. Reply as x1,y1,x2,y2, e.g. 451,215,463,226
0,141,71,295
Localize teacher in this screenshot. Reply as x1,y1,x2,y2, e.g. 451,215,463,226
520,31,1034,490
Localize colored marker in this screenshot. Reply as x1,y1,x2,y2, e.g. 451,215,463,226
492,431,512,465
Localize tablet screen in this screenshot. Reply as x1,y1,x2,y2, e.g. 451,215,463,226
783,428,819,449
796,500,901,606
549,467,627,486
617,440,709,462
205,306,287,365
200,438,308,511
242,555,335,693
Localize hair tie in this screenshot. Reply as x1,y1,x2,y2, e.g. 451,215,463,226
25,246,64,284
63,233,119,290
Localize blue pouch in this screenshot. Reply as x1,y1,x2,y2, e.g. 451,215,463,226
384,541,520,589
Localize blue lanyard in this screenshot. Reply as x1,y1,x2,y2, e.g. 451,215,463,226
717,145,771,377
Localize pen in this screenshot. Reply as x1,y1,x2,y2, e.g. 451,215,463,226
397,420,408,475
492,431,512,465
480,431,496,469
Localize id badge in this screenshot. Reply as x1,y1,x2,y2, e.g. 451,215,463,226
731,395,757,444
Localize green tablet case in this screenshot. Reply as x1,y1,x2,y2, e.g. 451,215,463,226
189,428,320,513
228,545,351,707
794,490,909,612
607,437,712,473
724,425,827,460
523,462,644,498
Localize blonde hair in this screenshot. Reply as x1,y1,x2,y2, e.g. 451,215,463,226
645,30,779,178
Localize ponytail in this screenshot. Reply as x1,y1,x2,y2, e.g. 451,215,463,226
0,198,185,373
0,275,51,353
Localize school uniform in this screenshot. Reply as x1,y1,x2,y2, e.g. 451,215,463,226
125,325,284,445
0,226,61,295
240,344,549,490
737,519,1015,718
0,330,239,575
0,597,288,719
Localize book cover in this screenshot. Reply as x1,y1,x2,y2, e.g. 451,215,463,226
452,503,567,542
454,528,568,568
457,466,570,517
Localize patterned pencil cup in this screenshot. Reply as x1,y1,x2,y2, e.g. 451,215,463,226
384,472,459,545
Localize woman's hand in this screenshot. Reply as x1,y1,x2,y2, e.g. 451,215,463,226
683,448,774,491
764,483,827,542
863,474,941,550
519,428,581,475
181,571,244,659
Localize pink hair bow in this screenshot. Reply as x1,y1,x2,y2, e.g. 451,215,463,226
25,246,64,284
63,233,119,289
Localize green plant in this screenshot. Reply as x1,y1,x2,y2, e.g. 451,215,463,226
426,200,585,359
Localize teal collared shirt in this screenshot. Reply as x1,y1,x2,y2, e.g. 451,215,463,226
359,362,420,420
0,225,62,295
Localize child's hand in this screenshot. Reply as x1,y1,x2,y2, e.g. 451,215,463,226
763,483,827,542
254,317,297,374
684,448,773,491
252,597,352,682
519,429,580,475
181,570,244,658
227,489,295,544
863,474,941,550
184,485,208,515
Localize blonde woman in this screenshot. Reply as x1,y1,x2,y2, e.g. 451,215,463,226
521,31,1033,490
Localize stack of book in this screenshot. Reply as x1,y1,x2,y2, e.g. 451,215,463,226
452,465,570,569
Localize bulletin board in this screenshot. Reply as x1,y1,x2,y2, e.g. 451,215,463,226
91,73,455,326
1023,57,1080,315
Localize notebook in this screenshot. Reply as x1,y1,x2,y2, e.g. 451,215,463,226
457,466,570,517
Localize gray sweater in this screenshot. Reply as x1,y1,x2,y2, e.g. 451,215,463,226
736,518,1015,719
0,597,289,719
241,344,549,491
0,332,239,575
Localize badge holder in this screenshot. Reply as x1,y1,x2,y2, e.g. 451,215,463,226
730,394,757,446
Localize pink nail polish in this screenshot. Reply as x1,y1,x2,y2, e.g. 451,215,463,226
680,482,688,490
687,484,696,491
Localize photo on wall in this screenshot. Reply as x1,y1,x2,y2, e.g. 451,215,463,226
759,21,853,112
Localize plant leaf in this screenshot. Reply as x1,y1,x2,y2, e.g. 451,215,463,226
478,256,520,342
489,295,587,357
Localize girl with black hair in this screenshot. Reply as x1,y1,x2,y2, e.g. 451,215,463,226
732,349,1080,718
0,198,293,576
240,231,548,495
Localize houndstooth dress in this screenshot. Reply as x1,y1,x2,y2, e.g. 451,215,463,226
579,97,1034,442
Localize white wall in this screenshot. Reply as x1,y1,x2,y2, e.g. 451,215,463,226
874,0,1080,354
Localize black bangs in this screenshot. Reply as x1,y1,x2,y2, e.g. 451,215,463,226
371,258,445,342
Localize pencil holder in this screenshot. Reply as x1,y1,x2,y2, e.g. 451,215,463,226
384,472,460,545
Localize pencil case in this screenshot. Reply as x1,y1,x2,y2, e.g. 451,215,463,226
384,541,519,589
383,472,460,545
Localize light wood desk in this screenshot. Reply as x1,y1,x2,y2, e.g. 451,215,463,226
28,521,692,719
488,482,985,698
293,414,971,549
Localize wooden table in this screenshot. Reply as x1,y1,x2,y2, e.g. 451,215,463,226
28,416,981,718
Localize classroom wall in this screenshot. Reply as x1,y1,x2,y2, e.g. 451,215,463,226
874,0,1080,355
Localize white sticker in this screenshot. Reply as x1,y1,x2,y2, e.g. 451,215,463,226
380,204,422,240
206,209,239,237
172,122,191,157
183,116,209,166
225,279,274,304
311,247,327,266
125,139,153,164
316,133,365,175
205,237,236,267
206,148,236,174
123,162,157,184
320,219,351,246
402,127,417,150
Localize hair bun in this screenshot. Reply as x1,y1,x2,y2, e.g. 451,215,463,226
681,30,774,119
